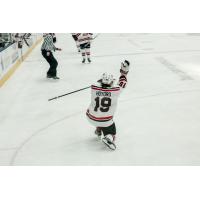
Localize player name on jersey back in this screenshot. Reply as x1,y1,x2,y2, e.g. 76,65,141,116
96,91,111,97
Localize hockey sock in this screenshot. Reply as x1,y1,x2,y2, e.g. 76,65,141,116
81,52,86,59
86,48,90,59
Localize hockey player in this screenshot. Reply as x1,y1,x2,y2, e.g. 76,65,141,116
71,33,80,52
86,60,130,150
76,33,93,63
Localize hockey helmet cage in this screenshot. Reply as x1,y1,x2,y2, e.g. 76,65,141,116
101,73,114,86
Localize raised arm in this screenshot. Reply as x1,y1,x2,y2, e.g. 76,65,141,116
118,60,130,88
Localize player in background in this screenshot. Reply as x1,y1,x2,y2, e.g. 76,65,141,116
76,33,93,63
86,60,130,150
71,33,80,52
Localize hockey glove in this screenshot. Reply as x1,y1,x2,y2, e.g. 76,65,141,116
120,60,130,75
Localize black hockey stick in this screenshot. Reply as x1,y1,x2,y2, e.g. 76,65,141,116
48,86,91,101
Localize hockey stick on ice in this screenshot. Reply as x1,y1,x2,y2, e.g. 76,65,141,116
48,86,91,101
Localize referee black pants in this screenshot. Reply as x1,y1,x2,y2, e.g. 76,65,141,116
42,50,58,77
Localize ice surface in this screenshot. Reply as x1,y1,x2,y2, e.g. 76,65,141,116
0,33,200,165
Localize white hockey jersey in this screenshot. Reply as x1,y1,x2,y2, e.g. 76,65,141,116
86,82,123,127
77,33,93,45
86,74,128,127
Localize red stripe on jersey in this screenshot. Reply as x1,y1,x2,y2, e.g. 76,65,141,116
119,78,127,81
86,110,113,121
119,75,127,81
92,85,120,92
78,38,91,42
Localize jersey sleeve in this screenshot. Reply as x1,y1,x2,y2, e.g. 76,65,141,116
118,74,127,89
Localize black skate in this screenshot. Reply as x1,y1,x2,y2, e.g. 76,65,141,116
47,74,60,79
47,75,52,78
87,58,91,63
102,135,116,150
82,58,86,63
47,75,60,79
52,76,60,79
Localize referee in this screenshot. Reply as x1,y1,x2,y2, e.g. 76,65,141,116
41,33,61,79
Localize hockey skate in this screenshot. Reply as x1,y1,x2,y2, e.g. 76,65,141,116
87,58,91,63
47,75,60,79
102,134,116,150
82,58,86,63
52,76,60,79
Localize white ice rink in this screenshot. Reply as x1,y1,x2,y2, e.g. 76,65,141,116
0,33,200,165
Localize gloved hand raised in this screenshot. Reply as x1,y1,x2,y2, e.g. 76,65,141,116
120,60,130,75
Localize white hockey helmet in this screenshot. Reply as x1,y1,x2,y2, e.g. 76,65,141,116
101,73,114,86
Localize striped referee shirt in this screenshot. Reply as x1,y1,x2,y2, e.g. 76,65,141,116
41,34,56,51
